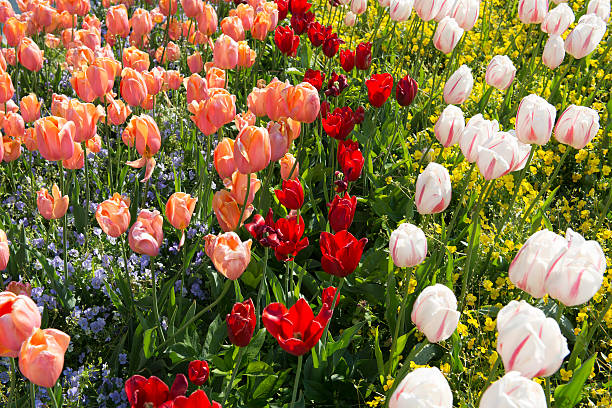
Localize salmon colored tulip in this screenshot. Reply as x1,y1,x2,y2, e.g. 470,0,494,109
62,142,84,169
280,153,298,179
107,97,132,125
96,193,131,237
37,184,69,220
142,67,164,96
251,11,271,40
45,33,61,49
181,0,203,18
20,94,42,123
212,190,253,232
2,136,20,162
128,209,164,256
4,17,27,47
265,78,291,120
214,138,237,179
186,73,208,103
204,232,252,280
237,41,256,68
85,134,102,154
226,171,261,205
19,328,70,388
188,88,236,135
0,291,41,358
51,94,70,117
155,41,180,64
0,230,8,271
221,16,245,41
234,111,256,130
65,99,104,143
106,4,129,37
122,46,150,72
4,112,25,139
0,69,15,104
231,4,255,30
188,51,203,74
206,66,226,89
159,0,177,15
22,128,37,151
0,48,6,71
166,192,197,234
0,0,15,23
197,3,217,35
120,67,148,107
129,8,153,42
123,114,161,158
247,86,267,117
163,70,183,91
35,116,76,161
213,34,238,69
267,118,300,161
85,60,114,98
17,37,43,72
234,125,271,174
70,70,97,103
284,82,320,123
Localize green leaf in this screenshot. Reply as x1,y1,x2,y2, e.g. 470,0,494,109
326,322,364,357
374,326,385,385
554,355,596,408
143,327,157,359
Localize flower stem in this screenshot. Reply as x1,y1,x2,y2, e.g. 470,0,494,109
255,247,269,331
320,278,345,356
47,386,59,408
235,172,251,232
290,355,303,408
388,267,414,376
60,165,68,284
479,355,500,402
29,382,36,408
8,358,16,408
568,294,612,369
150,258,166,342
222,346,245,406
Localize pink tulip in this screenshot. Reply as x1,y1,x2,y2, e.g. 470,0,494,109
128,210,164,257
476,131,531,180
449,0,479,30
19,328,70,388
389,223,427,268
415,162,452,214
541,3,574,35
213,34,238,70
433,17,463,54
542,35,565,69
515,94,556,145
485,55,516,90
0,291,41,357
459,114,499,162
554,104,600,149
564,14,606,59
443,65,473,105
204,232,252,280
518,0,549,24
411,284,460,343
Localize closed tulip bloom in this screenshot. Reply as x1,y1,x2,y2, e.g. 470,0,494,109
350,0,367,14
187,360,209,386
496,300,569,378
4,17,27,47
188,90,236,136
459,114,499,162
214,138,237,179
389,223,427,268
390,0,414,21
0,291,41,357
120,68,148,107
221,16,245,42
4,112,24,139
554,104,599,149
237,41,257,68
107,98,132,125
485,55,516,90
411,284,460,343
0,230,8,271
163,70,183,91
264,78,291,120
125,115,161,158
480,372,547,408
541,3,574,35
544,229,605,307
182,0,203,18
166,192,197,230
70,70,96,103
389,367,453,408
320,230,367,277
62,142,84,169
414,0,444,20
587,0,610,21
129,8,153,41
17,37,43,72
65,100,104,143
19,328,70,388
212,190,253,231
0,71,14,104
284,82,320,123
95,193,131,237
434,16,464,54
20,94,41,123
226,299,256,347
128,210,164,257
267,121,292,161
518,0,549,24
187,52,203,74
106,5,129,37
509,229,566,298
542,35,565,69
344,11,357,25
234,126,271,174
365,73,393,107
280,153,299,179
275,179,304,209
197,3,218,36
449,0,479,30
443,64,473,104
141,67,164,96
477,131,531,180
0,0,13,23
122,46,150,72
227,171,261,205
396,74,418,106
2,136,20,163
515,94,556,145
435,105,464,147
204,232,252,280
328,194,357,232
37,184,69,220
213,34,238,69
565,14,606,59
185,73,208,103
35,116,76,161
415,162,452,214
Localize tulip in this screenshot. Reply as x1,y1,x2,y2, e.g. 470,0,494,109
0,1,13,23
479,372,547,408
496,300,569,378
320,230,367,277
3,112,24,139
166,193,197,231
65,100,104,143
350,0,367,14
212,190,253,232
189,89,236,135
106,5,129,37
389,367,453,408
554,104,600,150
544,229,605,307
19,328,70,388
129,8,153,42
128,210,164,257
188,360,209,386
252,12,272,40
339,49,355,72
476,131,531,180
187,52,203,74
307,22,331,47
443,64,473,104
542,35,565,69
197,3,218,36
433,17,464,54
124,115,161,159
345,11,357,25
267,119,300,161
16,37,43,72
565,14,606,59
414,0,444,20
274,26,299,57
284,82,320,123
271,212,309,261
328,194,357,232
0,291,41,357
108,98,132,125
434,105,464,147
35,116,76,161
5,282,32,297
322,33,344,57
226,298,256,347
213,34,238,70
204,232,252,280
411,284,460,343
449,0,480,30
587,0,610,21
433,0,456,22
164,70,183,91
185,73,208,103
142,67,164,96
337,139,364,182
355,42,372,70
415,162,452,214
95,193,131,238
234,126,271,174
396,74,418,106
237,40,257,68
0,230,8,271
124,376,171,408
120,68,148,107
70,70,97,103
0,71,14,104
275,179,304,209
459,114,499,162
485,55,516,90
518,0,549,24
390,0,414,21
227,171,261,205
541,3,574,35
264,78,291,120
365,73,393,107
214,138,237,179
389,223,427,268
122,46,150,72
85,135,102,154
20,94,41,123
4,17,27,47
206,66,226,89
515,94,556,145
62,142,84,169
280,153,299,179
85,59,115,99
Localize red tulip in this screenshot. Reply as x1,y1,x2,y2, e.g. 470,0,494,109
273,213,309,261
188,360,209,386
290,12,314,35
303,69,325,90
307,22,332,47
320,230,367,277
322,106,355,140
365,73,393,107
290,0,312,14
322,33,343,58
337,140,364,182
226,298,256,347
396,74,418,106
328,194,357,232
277,0,289,20
164,390,221,408
274,179,304,210
325,71,348,97
245,209,280,248
355,42,372,70
274,26,299,57
339,49,355,72
125,374,188,408
353,106,365,124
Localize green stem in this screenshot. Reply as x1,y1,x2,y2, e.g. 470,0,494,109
8,358,16,408
235,172,251,232
255,247,269,331
320,278,345,353
545,377,551,408
150,258,166,342
568,294,612,369
60,166,68,283
221,346,245,406
121,237,136,312
284,260,291,304
29,382,36,408
82,142,91,251
290,355,303,408
47,386,59,408
388,267,414,376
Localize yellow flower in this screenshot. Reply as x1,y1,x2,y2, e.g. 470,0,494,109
560,369,573,382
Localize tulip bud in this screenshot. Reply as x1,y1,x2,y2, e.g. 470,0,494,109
459,114,499,162
350,0,367,14
344,11,357,26
415,162,452,214
96,193,131,238
476,131,531,180
443,65,473,104
0,291,41,357
226,298,256,347
0,230,8,271
19,328,70,388
542,35,565,69
414,0,444,21
411,284,460,343
390,0,414,21
554,104,600,149
188,360,209,386
233,126,271,174
433,16,464,54
480,372,547,408
275,179,304,210
166,192,197,230
434,105,464,147
396,74,418,106
515,94,556,145
541,3,574,35
389,223,427,268
389,367,453,408
328,194,357,232
565,14,606,59
485,55,516,90
280,153,299,179
449,0,479,30
204,232,252,280
587,0,610,21
128,210,164,257
518,0,549,24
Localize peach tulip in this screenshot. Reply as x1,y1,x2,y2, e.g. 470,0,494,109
122,46,150,72
17,37,43,72
20,94,42,123
4,17,27,47
0,69,15,104
264,78,291,120
65,99,104,143
188,88,236,135
2,136,21,162
231,3,255,30
155,42,180,64
35,116,76,161
85,61,114,99
19,328,70,388
96,193,131,237
280,153,298,179
252,11,272,40
128,209,164,256
214,138,237,179
129,8,153,42
285,83,320,123
85,134,102,153
181,0,203,18
37,184,69,220
234,111,256,131
0,291,41,358
166,192,197,230
204,232,252,280
206,66,226,89
234,126,271,174
187,51,203,74
22,128,37,151
124,114,161,158
221,16,245,41
107,98,132,125
226,171,261,205
267,119,295,161
106,4,129,37
213,34,238,69
62,142,84,169
4,112,25,139
196,3,217,35
247,86,267,117
164,70,183,91
0,0,15,23
70,70,97,103
120,68,148,107
237,41,256,68
0,230,8,270
160,0,177,15
142,67,164,96
212,190,253,232
185,73,208,103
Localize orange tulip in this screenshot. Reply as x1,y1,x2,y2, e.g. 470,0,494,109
265,78,291,121
206,65,226,89
85,61,113,99
155,41,180,64
234,110,256,131
44,33,61,48
159,0,177,15
204,232,252,280
237,41,256,68
188,88,236,136
142,67,164,96
65,46,95,71
4,112,25,139
70,70,97,103
2,136,21,162
0,229,8,271
167,18,182,41
32,2,58,31
35,116,75,161
181,0,203,18
140,94,155,111
2,48,15,67
17,37,43,72
251,11,271,41
65,99,104,143
226,171,261,205
77,26,101,51
0,0,15,23
4,17,27,47
280,153,298,180
213,34,238,69
37,184,69,220
0,70,15,104
50,94,70,117
96,193,131,237
120,67,148,107
0,49,6,72
166,192,197,230
106,4,129,37
62,142,84,169
185,73,208,103
107,97,132,125
19,328,70,388
129,8,153,42
122,46,150,72
214,138,236,179
212,190,253,232
230,3,254,31
197,3,217,36
283,82,320,123
85,134,102,154
20,94,42,123
22,128,37,152
187,51,203,74
267,118,300,161
221,16,245,41
0,291,41,358
124,114,161,158
128,209,163,256
234,126,271,174
247,86,267,117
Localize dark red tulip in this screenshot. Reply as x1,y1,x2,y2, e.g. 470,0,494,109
188,360,209,386
245,209,280,248
277,0,289,20
307,22,332,47
353,105,365,124
289,0,312,14
320,101,331,119
355,42,372,70
322,33,343,58
320,230,367,277
328,194,357,232
337,139,364,182
303,69,325,90
161,390,221,408
290,12,314,35
125,375,170,408
273,213,309,261
275,179,304,210
325,71,348,97
322,106,355,140
274,26,299,57
365,73,393,107
319,286,339,322
396,74,418,106
339,49,355,72
226,298,256,347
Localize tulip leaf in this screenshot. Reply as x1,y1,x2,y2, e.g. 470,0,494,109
72,201,88,233
374,326,385,385
554,354,596,408
326,321,364,358
143,327,157,359
244,329,266,362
